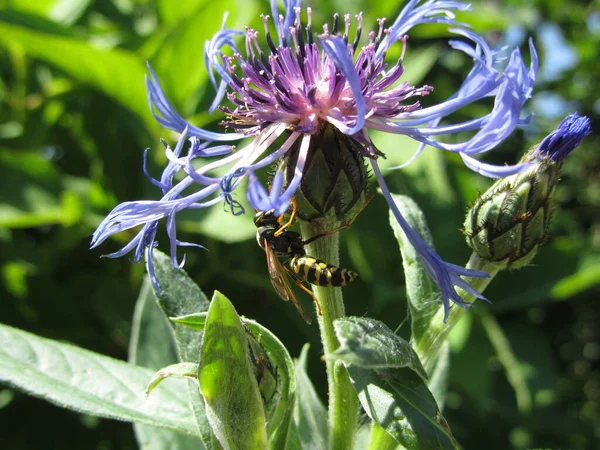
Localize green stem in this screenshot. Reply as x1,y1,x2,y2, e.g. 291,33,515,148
413,253,501,372
300,221,359,450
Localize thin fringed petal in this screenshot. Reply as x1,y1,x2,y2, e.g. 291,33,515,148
247,170,291,217
145,63,242,141
376,31,500,125
204,13,242,88
321,35,366,135
245,134,308,216
91,200,181,249
460,153,532,178
276,133,311,207
456,47,537,157
367,35,537,169
373,159,489,322
209,80,229,114
142,148,164,190
220,167,247,215
204,12,244,111
531,113,592,162
270,0,300,45
166,211,186,269
101,227,149,260
376,0,471,58
91,178,220,265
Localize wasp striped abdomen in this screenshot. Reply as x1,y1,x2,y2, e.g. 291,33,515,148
290,255,358,287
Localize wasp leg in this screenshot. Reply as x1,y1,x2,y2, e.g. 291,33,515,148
275,197,297,237
284,265,323,316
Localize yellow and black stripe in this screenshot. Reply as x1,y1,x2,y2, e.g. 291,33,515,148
290,255,358,287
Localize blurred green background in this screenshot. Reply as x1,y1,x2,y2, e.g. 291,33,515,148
0,0,598,448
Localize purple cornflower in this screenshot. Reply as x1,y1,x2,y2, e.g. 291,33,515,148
91,0,538,316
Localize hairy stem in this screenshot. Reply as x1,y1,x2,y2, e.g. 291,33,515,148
300,221,359,450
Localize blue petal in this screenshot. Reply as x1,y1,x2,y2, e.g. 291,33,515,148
376,0,471,58
533,113,591,162
146,244,160,294
247,170,291,216
270,0,300,45
142,148,165,190
91,200,180,249
460,153,531,178
367,35,538,171
145,63,242,141
204,12,244,111
320,35,366,135
220,167,246,215
372,159,489,322
189,136,233,157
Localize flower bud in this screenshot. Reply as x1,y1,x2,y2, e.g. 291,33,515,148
464,114,591,269
284,124,369,222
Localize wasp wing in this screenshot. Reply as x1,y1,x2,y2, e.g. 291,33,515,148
263,241,311,324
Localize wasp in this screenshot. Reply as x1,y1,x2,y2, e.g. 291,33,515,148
254,202,358,323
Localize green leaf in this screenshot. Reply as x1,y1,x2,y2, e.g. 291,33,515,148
332,317,427,381
347,366,456,450
0,150,84,228
129,278,204,450
146,363,200,396
149,250,212,446
173,312,297,450
150,249,210,362
198,291,267,450
129,277,180,371
357,425,379,450
155,0,205,25
0,323,198,436
332,318,454,448
550,254,600,299
366,422,400,450
293,344,327,450
4,0,58,17
4,0,91,24
387,194,442,347
0,21,153,129
133,424,205,450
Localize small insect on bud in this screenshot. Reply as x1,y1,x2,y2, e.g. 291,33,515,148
244,326,278,406
284,124,370,223
464,114,591,269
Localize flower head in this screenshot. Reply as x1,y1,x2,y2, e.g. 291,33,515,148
92,0,538,318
